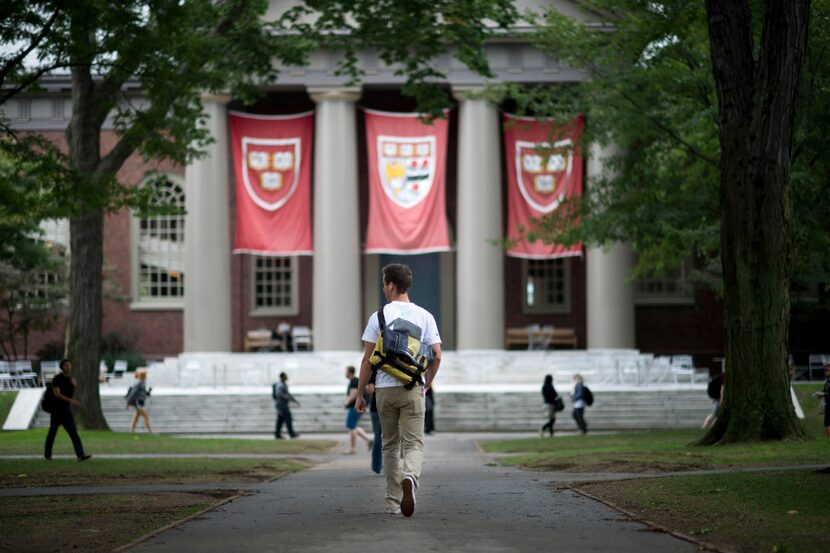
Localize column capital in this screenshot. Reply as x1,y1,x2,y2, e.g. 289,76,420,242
308,87,361,104
200,92,232,105
451,86,488,102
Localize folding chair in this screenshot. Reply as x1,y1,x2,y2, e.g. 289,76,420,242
291,326,313,351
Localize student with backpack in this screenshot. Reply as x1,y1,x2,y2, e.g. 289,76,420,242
355,263,442,518
273,372,300,439
570,373,591,435
43,359,92,461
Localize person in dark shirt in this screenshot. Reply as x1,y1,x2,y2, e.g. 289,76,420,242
815,362,830,439
44,359,91,461
343,365,372,454
540,374,559,437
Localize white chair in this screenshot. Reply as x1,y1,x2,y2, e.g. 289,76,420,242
648,356,673,385
808,354,829,381
109,360,128,381
40,360,61,386
291,326,313,351
12,360,38,388
0,361,12,390
670,355,695,384
526,324,541,350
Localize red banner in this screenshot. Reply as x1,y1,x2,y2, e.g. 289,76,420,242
229,111,313,255
504,114,585,259
364,109,450,254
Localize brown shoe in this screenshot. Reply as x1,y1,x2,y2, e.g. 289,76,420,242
401,476,416,517
78,454,92,462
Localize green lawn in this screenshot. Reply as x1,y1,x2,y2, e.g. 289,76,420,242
482,383,830,553
481,383,829,473
0,391,17,427
0,457,310,488
0,428,336,455
579,470,830,553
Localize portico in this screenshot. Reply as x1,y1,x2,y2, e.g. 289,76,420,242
182,79,636,353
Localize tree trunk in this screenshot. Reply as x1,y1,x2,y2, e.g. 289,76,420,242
65,41,109,429
701,0,809,443
67,208,108,429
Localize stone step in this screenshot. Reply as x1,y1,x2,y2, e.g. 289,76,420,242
32,389,714,433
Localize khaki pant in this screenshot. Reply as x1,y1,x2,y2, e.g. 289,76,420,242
375,386,425,508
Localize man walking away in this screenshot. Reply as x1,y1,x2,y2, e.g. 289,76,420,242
44,359,92,461
273,372,300,439
356,263,442,518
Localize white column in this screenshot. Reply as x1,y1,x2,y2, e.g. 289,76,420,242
183,95,232,352
310,89,362,351
454,90,504,350
586,143,635,349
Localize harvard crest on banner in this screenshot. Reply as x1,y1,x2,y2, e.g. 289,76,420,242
504,114,585,259
365,109,450,254
229,111,313,255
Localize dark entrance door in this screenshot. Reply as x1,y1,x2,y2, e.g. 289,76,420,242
378,253,441,332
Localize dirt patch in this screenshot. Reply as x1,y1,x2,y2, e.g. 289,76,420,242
527,454,709,474
0,491,238,552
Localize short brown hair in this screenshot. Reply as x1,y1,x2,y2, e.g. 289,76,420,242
382,263,412,294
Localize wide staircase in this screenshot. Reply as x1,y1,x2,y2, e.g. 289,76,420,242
32,388,712,434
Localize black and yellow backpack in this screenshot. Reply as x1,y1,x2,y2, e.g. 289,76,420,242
369,307,430,389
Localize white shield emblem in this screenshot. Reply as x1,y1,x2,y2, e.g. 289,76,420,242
377,135,436,209
515,139,574,214
241,137,301,211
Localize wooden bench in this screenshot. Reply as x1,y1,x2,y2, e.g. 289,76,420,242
244,330,283,352
505,327,578,349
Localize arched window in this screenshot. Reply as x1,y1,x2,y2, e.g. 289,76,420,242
131,175,185,308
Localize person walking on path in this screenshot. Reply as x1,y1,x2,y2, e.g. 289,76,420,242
44,359,92,461
540,374,560,437
571,373,588,435
702,370,725,430
356,263,442,517
126,369,153,433
273,372,300,439
344,366,372,454
814,362,830,439
424,386,435,435
367,374,383,474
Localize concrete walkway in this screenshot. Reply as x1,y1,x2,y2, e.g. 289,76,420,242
129,433,698,553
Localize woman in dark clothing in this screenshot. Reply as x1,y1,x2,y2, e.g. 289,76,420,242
44,359,91,461
540,374,559,437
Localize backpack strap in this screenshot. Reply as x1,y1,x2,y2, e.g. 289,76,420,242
377,306,385,337
371,307,385,375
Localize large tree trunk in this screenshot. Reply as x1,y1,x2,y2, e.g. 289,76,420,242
701,0,809,443
67,208,107,429
64,39,109,429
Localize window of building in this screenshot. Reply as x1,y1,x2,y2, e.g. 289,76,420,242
250,255,298,316
23,220,69,303
131,175,185,309
522,258,570,314
634,259,694,305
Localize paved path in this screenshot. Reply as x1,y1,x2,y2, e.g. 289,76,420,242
130,433,698,553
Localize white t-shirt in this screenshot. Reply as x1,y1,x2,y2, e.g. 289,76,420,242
362,301,441,389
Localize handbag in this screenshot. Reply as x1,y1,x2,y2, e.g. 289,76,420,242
553,395,565,412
